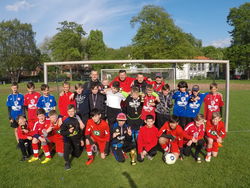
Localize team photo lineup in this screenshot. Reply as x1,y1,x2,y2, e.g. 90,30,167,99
7,69,226,170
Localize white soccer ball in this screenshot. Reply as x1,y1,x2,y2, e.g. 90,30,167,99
164,153,176,165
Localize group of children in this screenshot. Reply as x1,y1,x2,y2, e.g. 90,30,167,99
6,71,226,170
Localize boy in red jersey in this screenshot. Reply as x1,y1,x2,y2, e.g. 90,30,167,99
137,115,158,162
158,116,184,162
28,109,52,164
24,82,41,128
205,112,226,162
204,83,224,121
58,82,75,117
85,108,110,165
183,114,206,163
141,85,160,121
46,110,64,157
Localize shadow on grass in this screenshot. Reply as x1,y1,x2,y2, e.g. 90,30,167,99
122,171,137,188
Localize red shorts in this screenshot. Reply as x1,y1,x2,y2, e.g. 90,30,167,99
47,135,64,153
92,138,107,153
168,141,180,154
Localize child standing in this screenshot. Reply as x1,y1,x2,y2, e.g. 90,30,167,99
6,82,25,144
137,115,158,162
204,83,224,121
155,84,173,129
183,114,206,163
205,112,226,162
58,82,75,117
37,84,56,117
24,82,41,128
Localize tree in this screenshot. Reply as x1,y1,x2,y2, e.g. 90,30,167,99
86,30,106,60
49,21,86,61
201,46,224,60
227,3,250,79
130,5,202,63
0,19,39,82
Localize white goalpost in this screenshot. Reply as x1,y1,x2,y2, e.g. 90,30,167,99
43,59,230,131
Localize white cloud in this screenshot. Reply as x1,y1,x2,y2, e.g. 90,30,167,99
6,0,34,12
210,38,231,48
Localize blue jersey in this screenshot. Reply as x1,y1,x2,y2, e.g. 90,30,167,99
37,95,57,116
172,91,190,117
186,93,209,118
6,93,24,120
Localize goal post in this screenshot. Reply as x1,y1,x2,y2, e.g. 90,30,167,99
43,59,230,131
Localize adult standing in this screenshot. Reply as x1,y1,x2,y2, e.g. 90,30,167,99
83,70,102,91
109,70,135,92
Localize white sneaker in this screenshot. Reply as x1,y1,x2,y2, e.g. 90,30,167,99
205,155,211,162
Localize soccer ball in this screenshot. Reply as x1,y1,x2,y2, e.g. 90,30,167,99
164,153,176,165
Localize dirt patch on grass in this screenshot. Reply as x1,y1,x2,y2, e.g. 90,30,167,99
188,83,250,91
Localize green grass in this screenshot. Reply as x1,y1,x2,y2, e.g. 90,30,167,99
0,84,250,188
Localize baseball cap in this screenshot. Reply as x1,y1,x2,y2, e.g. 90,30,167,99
155,72,162,78
192,85,200,92
116,113,127,121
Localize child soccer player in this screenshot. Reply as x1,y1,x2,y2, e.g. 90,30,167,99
89,83,106,120
158,115,183,162
137,115,158,162
141,85,160,121
28,109,52,164
6,82,25,144
155,84,173,129
183,114,206,163
73,83,90,125
205,112,226,162
85,109,110,165
124,87,144,142
60,105,84,170
37,84,56,117
172,81,190,129
152,73,165,93
105,81,126,126
24,82,41,128
204,83,224,121
111,113,136,165
58,82,75,117
16,115,33,161
46,110,64,157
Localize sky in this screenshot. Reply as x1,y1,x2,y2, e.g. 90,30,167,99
0,0,249,49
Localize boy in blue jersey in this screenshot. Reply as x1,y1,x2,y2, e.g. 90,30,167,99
185,85,209,124
6,82,25,144
172,81,190,129
37,84,57,117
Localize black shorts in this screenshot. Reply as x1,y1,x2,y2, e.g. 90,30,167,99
10,120,18,128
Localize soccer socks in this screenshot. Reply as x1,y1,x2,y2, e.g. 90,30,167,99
86,144,93,158
161,144,170,153
32,143,39,158
206,148,213,156
42,144,51,158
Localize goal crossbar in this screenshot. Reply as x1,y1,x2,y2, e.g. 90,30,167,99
43,59,230,132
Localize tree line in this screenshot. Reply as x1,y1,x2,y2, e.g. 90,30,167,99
0,3,249,82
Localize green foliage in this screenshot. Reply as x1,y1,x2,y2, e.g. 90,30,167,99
130,5,202,61
86,30,106,60
0,19,40,82
202,46,225,60
49,21,86,61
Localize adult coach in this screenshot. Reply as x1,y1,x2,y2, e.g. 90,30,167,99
83,70,102,91
109,70,135,92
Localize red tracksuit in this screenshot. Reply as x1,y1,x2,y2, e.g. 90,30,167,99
141,95,157,120
137,125,158,154
24,92,41,128
183,122,205,144
206,120,226,152
204,93,224,121
109,76,135,92
58,92,76,116
158,122,183,153
85,119,110,158
17,124,32,139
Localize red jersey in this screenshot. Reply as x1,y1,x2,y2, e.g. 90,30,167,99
152,81,165,92
204,93,224,121
141,95,157,120
58,92,76,116
32,120,51,137
183,122,205,144
85,119,110,142
110,76,135,92
137,125,158,153
24,92,41,120
17,123,33,139
47,119,62,138
206,120,226,140
158,122,184,148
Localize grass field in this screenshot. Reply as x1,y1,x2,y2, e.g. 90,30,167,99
0,81,250,188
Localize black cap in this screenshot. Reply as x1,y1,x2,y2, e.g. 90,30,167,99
155,72,162,78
